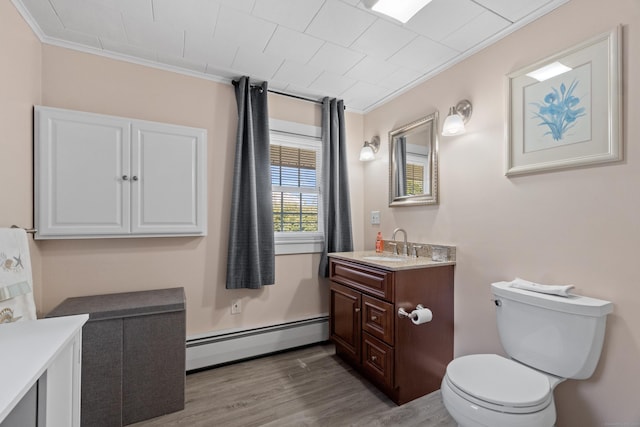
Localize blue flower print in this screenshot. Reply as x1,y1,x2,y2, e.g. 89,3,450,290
531,79,586,141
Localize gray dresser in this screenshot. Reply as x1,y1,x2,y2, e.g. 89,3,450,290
46,288,186,426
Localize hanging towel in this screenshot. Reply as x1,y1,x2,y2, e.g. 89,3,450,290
509,277,574,297
0,228,36,322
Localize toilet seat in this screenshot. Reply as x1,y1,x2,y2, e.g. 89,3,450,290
445,354,553,414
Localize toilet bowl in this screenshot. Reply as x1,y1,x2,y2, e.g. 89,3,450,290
441,354,561,427
440,281,613,427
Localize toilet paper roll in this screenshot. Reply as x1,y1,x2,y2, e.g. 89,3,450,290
411,308,433,325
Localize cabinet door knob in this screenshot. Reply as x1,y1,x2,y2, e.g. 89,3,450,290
122,175,129,181
371,355,377,362
132,175,139,181
371,315,378,321
354,307,360,313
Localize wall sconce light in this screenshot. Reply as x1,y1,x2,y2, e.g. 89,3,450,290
359,136,380,162
442,99,472,136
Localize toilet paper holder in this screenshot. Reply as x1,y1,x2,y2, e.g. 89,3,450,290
397,304,425,320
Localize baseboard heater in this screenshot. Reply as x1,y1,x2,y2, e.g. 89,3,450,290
186,316,329,371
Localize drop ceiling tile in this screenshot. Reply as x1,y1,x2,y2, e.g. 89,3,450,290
251,0,324,32
388,36,457,72
441,11,510,52
20,0,64,33
217,0,256,13
307,43,365,76
473,0,553,22
345,57,398,85
92,0,152,20
51,0,127,43
264,27,324,65
305,0,376,47
184,30,237,68
378,67,424,90
123,16,185,57
272,60,323,88
15,0,568,113
152,0,219,34
341,81,395,111
232,48,284,81
405,0,485,41
351,19,416,60
308,71,357,96
214,5,277,52
285,84,329,101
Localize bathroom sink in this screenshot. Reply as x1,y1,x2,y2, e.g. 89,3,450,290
362,256,406,262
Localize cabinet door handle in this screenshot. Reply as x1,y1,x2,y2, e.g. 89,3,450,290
371,355,377,362
132,175,139,181
371,315,378,321
122,175,129,181
354,307,360,313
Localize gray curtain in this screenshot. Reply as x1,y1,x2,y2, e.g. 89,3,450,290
394,136,407,196
319,97,353,277
226,77,275,289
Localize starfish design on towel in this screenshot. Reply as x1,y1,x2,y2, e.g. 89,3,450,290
0,252,24,272
13,254,23,270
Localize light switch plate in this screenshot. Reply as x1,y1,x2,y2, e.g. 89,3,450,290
370,210,380,225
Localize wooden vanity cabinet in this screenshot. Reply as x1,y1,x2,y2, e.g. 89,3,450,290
329,257,454,405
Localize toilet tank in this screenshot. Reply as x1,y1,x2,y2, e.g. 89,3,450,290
491,282,613,379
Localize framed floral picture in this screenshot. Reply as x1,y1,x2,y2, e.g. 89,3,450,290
505,26,622,176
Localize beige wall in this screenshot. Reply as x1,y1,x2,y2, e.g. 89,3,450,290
36,44,364,335
363,0,639,425
0,1,42,307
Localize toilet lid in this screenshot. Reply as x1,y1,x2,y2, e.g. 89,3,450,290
446,354,551,409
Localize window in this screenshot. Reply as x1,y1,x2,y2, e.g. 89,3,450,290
271,144,319,232
270,120,323,255
406,152,429,196
405,161,425,195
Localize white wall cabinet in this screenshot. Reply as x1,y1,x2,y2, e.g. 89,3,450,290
35,106,207,239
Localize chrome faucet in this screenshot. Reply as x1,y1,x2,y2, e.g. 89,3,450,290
392,228,409,256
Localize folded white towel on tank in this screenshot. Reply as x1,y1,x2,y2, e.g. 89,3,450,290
509,277,574,297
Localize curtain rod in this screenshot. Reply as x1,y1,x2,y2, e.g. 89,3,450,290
246,84,346,109
267,89,323,105
267,89,346,110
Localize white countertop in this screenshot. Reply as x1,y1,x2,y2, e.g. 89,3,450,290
0,314,88,423
329,250,456,271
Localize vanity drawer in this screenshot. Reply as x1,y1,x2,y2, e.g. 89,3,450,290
362,295,394,345
362,333,394,389
330,258,393,301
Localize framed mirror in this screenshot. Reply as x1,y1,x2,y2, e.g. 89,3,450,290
389,112,439,207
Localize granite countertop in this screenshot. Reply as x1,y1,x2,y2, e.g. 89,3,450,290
329,250,456,271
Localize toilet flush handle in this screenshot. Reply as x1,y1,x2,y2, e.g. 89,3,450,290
492,298,502,307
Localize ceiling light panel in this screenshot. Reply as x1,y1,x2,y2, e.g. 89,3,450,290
371,0,434,23
526,62,572,81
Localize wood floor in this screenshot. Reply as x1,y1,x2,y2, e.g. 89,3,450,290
131,343,457,427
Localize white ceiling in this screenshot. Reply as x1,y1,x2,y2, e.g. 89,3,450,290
13,0,568,112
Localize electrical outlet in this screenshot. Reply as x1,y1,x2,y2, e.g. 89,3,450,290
370,210,381,225
231,299,241,314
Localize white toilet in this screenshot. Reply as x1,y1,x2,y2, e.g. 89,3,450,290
441,281,613,427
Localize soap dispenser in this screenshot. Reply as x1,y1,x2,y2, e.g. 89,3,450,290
375,232,383,253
